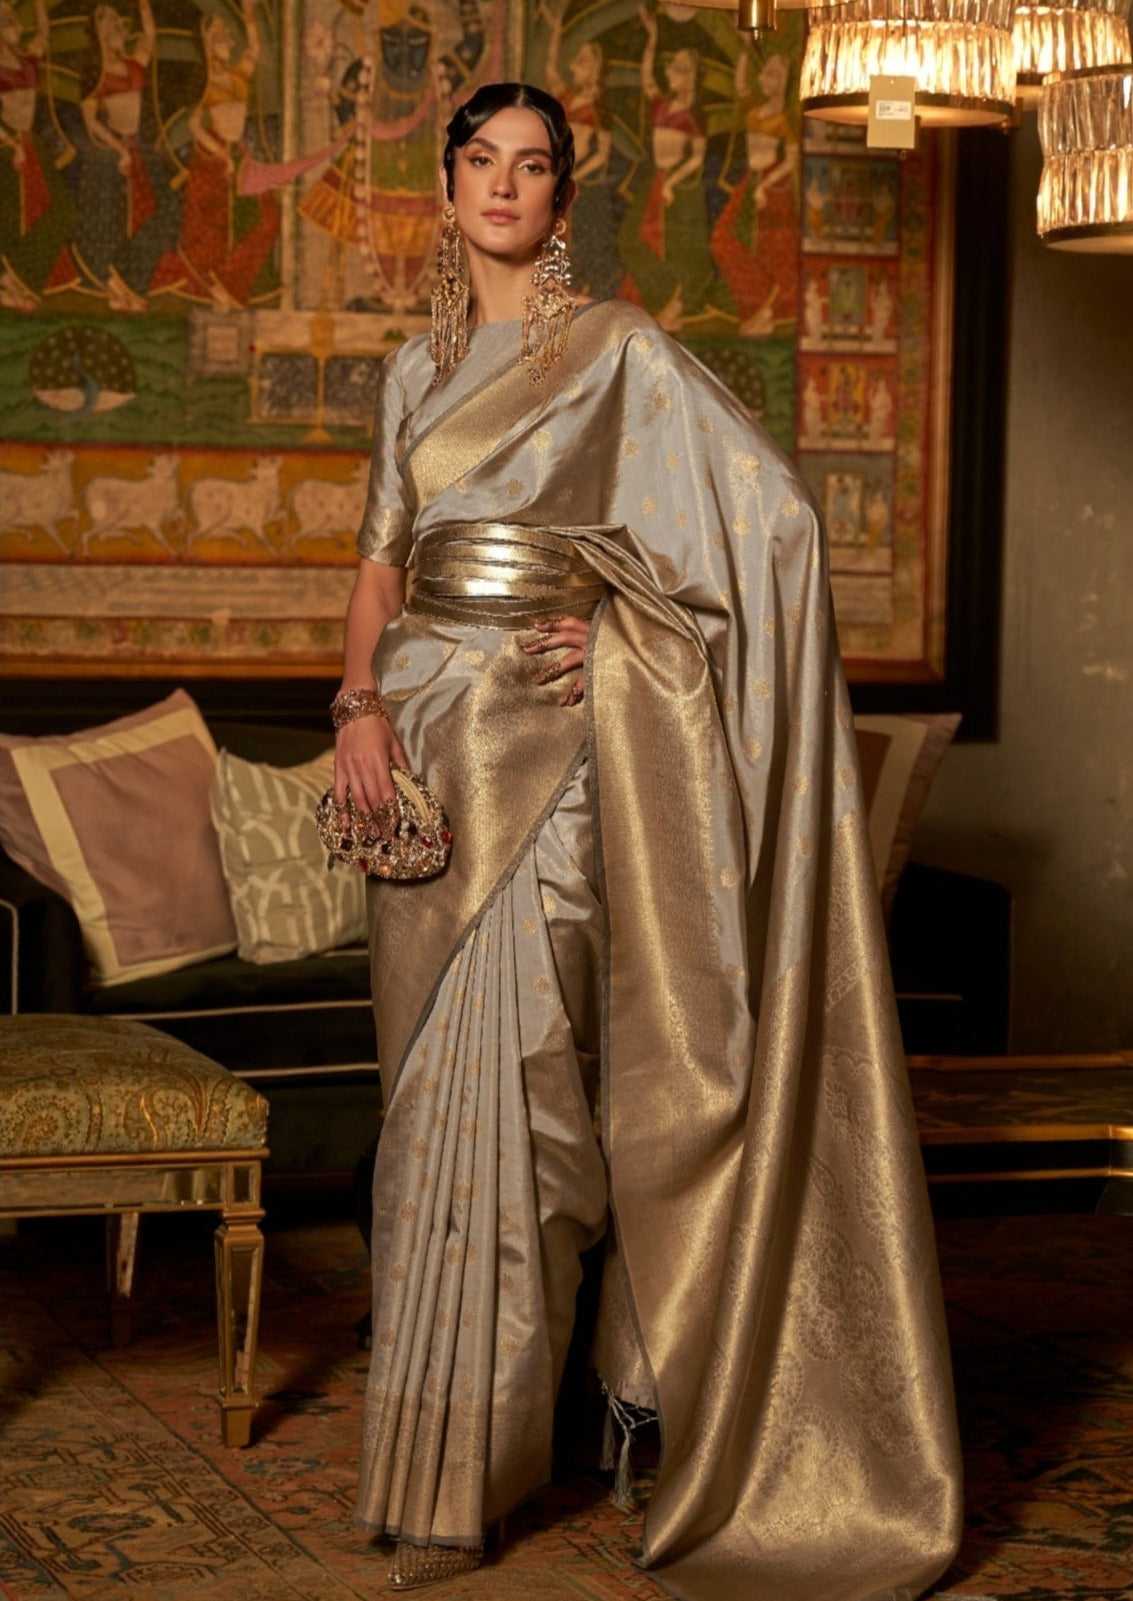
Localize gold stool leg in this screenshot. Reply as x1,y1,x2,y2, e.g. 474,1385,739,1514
105,1211,140,1348
214,1195,264,1448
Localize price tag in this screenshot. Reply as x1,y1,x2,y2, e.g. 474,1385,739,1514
867,75,918,149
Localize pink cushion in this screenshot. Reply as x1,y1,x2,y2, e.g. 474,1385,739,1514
0,691,237,986
854,713,961,915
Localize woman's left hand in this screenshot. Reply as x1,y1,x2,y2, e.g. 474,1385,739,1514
521,614,590,707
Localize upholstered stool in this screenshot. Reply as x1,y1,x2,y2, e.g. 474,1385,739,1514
0,1014,269,1446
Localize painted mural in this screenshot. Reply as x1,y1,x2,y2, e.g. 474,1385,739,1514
0,0,948,677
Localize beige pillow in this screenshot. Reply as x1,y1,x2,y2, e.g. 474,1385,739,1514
0,691,237,986
853,713,961,914
209,748,366,965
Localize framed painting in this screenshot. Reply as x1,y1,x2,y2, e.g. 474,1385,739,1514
0,0,1004,732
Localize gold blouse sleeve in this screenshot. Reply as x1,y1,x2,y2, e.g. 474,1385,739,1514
356,349,414,565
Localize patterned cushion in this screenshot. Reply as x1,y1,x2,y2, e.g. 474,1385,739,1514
0,1016,268,1158
209,748,366,965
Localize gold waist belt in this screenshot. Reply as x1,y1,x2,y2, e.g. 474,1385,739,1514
406,522,607,629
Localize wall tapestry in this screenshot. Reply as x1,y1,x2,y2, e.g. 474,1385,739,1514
0,0,952,682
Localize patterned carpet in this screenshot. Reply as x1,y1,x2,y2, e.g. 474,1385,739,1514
1,1209,1129,1601
932,1214,1133,1601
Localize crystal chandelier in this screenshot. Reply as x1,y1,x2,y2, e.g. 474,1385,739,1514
1014,0,1131,104
800,0,1018,126
1037,64,1133,248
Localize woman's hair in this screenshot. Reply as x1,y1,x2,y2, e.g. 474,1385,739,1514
442,82,575,213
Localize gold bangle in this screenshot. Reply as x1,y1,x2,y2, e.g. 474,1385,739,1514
331,686,389,732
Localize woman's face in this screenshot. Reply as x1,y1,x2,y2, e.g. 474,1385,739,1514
1,5,22,48
569,42,600,89
759,54,788,101
665,50,696,96
206,17,235,62
447,105,560,265
96,6,127,52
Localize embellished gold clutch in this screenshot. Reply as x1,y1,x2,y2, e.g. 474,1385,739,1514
315,767,452,881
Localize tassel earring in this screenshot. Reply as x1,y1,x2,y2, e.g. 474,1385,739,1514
430,202,469,384
520,218,574,384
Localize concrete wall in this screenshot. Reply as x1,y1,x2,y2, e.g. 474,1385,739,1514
913,119,1133,1052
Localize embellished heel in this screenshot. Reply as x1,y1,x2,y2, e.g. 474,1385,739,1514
387,1538,484,1590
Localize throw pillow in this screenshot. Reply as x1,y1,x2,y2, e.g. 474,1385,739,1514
853,713,961,914
0,690,237,986
209,748,366,965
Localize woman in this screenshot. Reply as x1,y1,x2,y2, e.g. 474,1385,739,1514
335,81,962,1600
539,2,621,301
618,9,728,331
70,0,170,311
151,1,279,310
0,0,75,311
298,1,488,313
712,48,800,338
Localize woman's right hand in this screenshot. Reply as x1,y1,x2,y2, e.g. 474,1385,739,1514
333,710,408,817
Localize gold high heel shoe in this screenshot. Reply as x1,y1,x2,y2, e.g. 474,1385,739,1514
386,1538,484,1590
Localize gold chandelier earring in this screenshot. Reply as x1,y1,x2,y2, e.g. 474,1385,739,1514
430,201,469,384
521,217,574,383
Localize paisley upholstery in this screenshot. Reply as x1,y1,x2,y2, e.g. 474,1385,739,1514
0,1015,268,1158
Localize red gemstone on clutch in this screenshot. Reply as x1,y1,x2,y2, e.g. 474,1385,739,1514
421,836,433,847
358,858,369,872
441,830,452,844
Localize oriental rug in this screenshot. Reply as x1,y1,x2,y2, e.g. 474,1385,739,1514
1,1212,1130,1601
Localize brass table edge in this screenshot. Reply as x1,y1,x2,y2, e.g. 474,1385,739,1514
0,1146,271,1170
918,1124,1133,1144
927,1163,1130,1184
908,1053,1132,1071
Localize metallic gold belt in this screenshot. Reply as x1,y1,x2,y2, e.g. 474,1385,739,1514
405,522,607,629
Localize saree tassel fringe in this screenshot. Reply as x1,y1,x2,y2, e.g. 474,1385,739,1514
600,1400,616,1473
600,1382,652,1512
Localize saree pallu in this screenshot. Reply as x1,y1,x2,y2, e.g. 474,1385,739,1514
356,302,963,1601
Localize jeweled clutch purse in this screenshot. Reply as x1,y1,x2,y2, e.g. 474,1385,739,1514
315,767,452,880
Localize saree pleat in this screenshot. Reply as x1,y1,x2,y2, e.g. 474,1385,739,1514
359,768,607,1543
366,611,587,1091
355,300,962,1601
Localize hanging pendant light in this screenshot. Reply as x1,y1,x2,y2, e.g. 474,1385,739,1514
1014,0,1131,104
1037,63,1133,249
800,0,1018,126
737,0,777,31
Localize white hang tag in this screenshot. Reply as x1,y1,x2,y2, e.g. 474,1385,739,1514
867,75,918,150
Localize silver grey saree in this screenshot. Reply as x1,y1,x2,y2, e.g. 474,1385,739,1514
354,300,963,1601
